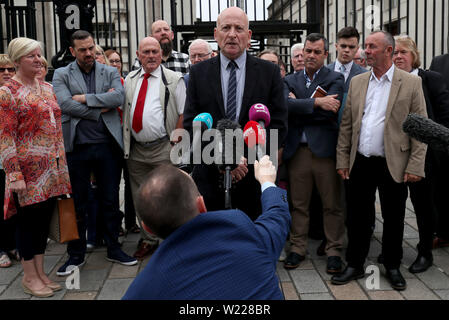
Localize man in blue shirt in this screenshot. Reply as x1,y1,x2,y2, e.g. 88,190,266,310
123,156,290,300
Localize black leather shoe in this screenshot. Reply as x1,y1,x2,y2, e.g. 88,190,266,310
331,266,365,285
284,252,305,270
408,255,433,274
317,239,327,256
327,256,343,274
385,269,407,291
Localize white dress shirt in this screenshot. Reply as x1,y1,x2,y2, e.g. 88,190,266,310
334,60,354,82
129,66,186,142
358,64,395,157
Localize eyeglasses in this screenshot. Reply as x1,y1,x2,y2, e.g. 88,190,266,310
0,67,15,73
189,52,212,59
109,59,122,64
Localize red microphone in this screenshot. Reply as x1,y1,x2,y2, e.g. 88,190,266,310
244,121,266,160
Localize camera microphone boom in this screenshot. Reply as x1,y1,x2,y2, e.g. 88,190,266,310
402,113,449,154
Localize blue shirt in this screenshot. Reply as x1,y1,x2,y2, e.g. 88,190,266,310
220,52,247,121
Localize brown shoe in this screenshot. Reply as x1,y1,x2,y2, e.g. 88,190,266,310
133,241,159,260
433,237,449,249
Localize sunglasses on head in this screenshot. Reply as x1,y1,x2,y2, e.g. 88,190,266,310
0,67,15,73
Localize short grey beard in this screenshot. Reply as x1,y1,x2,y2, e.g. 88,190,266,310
161,41,173,57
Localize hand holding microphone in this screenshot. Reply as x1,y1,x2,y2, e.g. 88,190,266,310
254,155,277,185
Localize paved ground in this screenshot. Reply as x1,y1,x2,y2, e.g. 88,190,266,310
1,192,449,300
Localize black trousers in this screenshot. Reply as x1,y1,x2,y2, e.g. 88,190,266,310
345,153,408,270
433,153,449,239
408,151,438,258
0,170,17,253
14,194,55,261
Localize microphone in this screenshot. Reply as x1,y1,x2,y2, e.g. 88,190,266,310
216,119,243,209
402,113,449,154
249,103,271,129
243,120,266,161
179,113,213,172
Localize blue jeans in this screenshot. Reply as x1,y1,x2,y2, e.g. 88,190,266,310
66,143,122,260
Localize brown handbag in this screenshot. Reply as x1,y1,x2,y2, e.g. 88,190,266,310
48,196,79,243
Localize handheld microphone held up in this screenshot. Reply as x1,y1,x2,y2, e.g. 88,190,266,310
402,113,449,154
179,113,213,173
243,120,266,161
216,119,243,209
249,103,271,129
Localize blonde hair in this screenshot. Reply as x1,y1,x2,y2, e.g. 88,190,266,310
0,54,14,67
8,37,43,64
41,56,48,70
394,35,421,69
95,45,110,65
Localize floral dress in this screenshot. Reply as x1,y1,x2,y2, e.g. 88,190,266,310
0,79,72,219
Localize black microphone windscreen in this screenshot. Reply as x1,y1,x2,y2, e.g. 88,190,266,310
216,119,243,169
403,113,449,153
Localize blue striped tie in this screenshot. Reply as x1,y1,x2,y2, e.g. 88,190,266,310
226,60,237,120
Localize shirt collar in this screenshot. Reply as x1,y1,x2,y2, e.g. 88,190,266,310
410,68,419,76
370,63,395,82
139,65,161,78
220,51,247,70
303,66,323,82
336,59,353,72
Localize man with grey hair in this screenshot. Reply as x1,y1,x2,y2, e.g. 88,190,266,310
332,30,427,290
184,39,213,86
353,48,368,68
291,43,305,73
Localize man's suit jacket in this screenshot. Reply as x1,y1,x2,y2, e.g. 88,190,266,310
283,67,345,161
53,61,125,152
182,54,287,217
430,53,449,91
418,68,449,127
336,67,428,183
122,186,291,300
183,54,287,145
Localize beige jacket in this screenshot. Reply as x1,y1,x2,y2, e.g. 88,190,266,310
336,66,428,183
122,65,183,160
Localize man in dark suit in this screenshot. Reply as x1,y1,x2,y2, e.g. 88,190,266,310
430,53,449,90
283,33,345,274
122,156,290,300
429,53,449,249
183,6,287,220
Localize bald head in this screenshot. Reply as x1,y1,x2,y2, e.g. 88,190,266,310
137,37,162,73
214,7,252,60
136,165,200,239
216,7,249,29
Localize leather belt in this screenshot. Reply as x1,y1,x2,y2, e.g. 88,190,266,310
134,135,169,148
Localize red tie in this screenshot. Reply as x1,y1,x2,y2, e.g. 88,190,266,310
132,73,151,133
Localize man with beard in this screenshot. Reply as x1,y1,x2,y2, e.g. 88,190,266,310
132,20,190,75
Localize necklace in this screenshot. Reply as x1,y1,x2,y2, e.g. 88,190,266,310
13,75,41,95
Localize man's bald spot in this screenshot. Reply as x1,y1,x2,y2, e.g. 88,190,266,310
139,36,161,51
216,6,249,29
151,20,170,33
